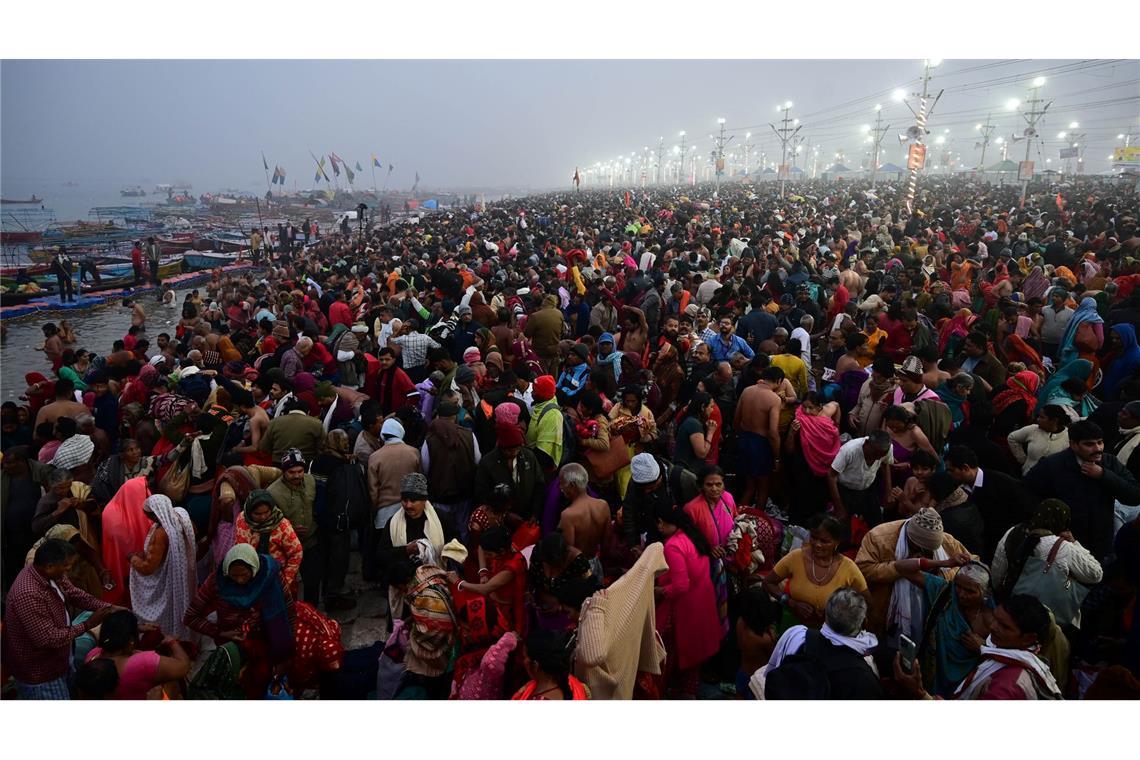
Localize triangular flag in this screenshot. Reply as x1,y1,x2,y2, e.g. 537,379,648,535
262,152,269,172
373,154,381,168
355,161,363,172
330,155,340,177
345,165,355,182
388,164,393,172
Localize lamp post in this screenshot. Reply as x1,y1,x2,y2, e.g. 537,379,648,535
902,58,944,214
868,104,890,189
1015,76,1051,205
770,100,800,198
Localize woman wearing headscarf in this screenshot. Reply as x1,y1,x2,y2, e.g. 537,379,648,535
990,370,1041,442
206,463,280,565
990,499,1103,627
233,489,304,596
90,439,157,509
784,393,841,525
1021,266,1049,301
183,543,296,699
1056,296,1104,368
891,558,995,698
309,429,367,611
650,341,685,423
119,364,162,409
1002,334,1045,377
101,477,156,606
128,494,197,640
1102,323,1140,401
1037,358,1098,419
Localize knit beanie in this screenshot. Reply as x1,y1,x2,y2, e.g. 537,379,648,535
906,508,945,552
630,453,661,484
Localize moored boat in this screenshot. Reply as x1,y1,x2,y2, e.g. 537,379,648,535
0,196,43,205
184,250,242,270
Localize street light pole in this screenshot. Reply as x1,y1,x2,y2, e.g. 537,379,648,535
714,118,732,196
903,59,944,214
1017,77,1051,206
678,131,687,185
975,114,996,171
770,101,800,199
869,104,890,189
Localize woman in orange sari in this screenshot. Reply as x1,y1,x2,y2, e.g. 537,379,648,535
101,477,156,606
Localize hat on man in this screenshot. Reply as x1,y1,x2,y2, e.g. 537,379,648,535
381,418,406,443
280,448,306,470
898,355,924,378
533,374,556,402
630,453,661,484
400,472,430,500
905,508,945,552
496,422,525,449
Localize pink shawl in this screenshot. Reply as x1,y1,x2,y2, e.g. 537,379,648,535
100,477,155,606
795,405,841,477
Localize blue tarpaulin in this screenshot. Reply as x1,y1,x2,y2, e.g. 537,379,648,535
422,199,438,209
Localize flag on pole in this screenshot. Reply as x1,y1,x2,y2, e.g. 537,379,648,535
388,164,393,172
345,164,355,182
329,155,340,177
330,152,345,167
355,161,363,172
573,167,580,188
372,154,382,168
271,167,280,184
262,152,269,172
279,167,285,184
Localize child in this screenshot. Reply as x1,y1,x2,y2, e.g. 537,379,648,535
893,448,938,516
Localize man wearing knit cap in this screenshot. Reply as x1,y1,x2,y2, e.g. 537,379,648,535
556,343,590,403
855,507,972,637
621,453,699,551
526,375,564,468
267,447,322,603
475,420,543,524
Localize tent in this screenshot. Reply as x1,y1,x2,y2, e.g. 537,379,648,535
823,163,858,179
878,162,905,174
985,159,1019,173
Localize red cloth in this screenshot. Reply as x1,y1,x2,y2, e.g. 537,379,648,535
100,477,155,606
328,301,354,330
795,405,841,477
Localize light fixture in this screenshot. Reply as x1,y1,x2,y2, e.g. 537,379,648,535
1058,132,1067,138
1069,122,1079,129
935,136,945,145
874,103,882,112
893,89,907,102
861,124,871,133
679,130,686,137
746,131,751,138
995,137,1004,144
1033,76,1047,87
785,100,794,109
717,117,726,124
927,58,943,67
1118,134,1126,140
976,124,983,130
1006,98,1020,110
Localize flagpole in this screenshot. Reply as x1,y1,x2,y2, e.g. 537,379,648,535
371,162,377,193
261,152,272,195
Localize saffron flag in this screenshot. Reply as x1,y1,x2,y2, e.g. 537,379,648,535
373,154,381,168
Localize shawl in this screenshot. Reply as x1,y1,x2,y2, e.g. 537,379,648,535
217,550,295,663
150,393,197,425
1037,358,1092,407
1021,266,1049,300
1103,324,1140,400
937,310,976,354
217,336,242,363
886,518,948,642
1058,297,1103,364
455,631,520,700
954,638,1061,699
767,623,879,671
795,405,841,476
242,492,285,554
574,542,668,700
129,494,197,639
992,371,1040,418
404,565,459,678
389,501,445,550
1003,334,1044,375
100,477,155,606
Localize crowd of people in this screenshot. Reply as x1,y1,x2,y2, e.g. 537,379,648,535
2,174,1139,700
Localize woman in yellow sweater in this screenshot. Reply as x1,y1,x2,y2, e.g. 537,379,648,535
762,514,870,628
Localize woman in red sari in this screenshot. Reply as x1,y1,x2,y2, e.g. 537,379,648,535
100,477,155,606
457,526,528,635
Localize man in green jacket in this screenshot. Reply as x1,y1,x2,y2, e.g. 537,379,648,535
267,448,321,603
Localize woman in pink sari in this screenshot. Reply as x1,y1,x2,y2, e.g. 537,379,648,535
683,466,737,636
101,477,157,606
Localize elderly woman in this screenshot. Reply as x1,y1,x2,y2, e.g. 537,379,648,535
891,558,995,697
608,385,658,498
128,494,197,640
183,543,296,699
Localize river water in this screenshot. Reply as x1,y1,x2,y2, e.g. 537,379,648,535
0,285,199,402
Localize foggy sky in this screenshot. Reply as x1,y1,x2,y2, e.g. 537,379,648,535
2,59,1136,194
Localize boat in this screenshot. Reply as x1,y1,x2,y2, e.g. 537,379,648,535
184,250,243,271
0,196,42,205
157,232,196,254
0,230,43,245
196,231,247,252
120,186,146,197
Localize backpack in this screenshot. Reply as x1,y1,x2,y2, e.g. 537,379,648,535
765,630,870,700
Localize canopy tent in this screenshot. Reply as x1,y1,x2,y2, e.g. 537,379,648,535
986,159,1019,173
877,162,905,174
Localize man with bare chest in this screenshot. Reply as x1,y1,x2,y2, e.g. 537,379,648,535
734,366,784,510
557,462,611,578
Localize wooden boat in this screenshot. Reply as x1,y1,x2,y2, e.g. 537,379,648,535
0,196,42,205
157,232,196,254
0,230,43,245
184,251,242,270
120,186,146,197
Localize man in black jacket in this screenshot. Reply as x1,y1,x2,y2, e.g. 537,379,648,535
1024,420,1140,560
765,588,884,700
945,445,1035,562
474,422,544,524
622,453,699,550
